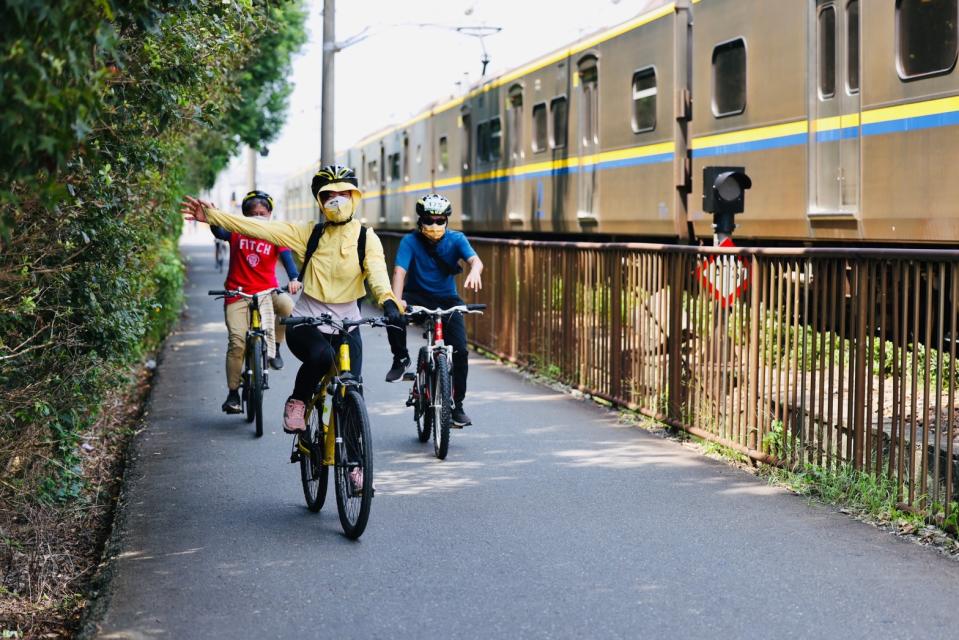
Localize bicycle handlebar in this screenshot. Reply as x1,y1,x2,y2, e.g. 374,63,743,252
207,285,289,299
281,315,387,330
404,303,487,319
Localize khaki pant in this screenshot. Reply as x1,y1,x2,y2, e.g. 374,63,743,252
224,292,294,390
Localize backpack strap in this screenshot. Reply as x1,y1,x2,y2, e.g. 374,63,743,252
300,222,326,273
414,232,462,276
357,225,368,271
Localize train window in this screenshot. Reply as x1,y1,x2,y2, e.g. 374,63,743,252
402,136,410,182
532,102,547,152
712,38,746,117
489,117,502,161
438,136,448,172
508,85,523,160
819,6,836,99
367,160,378,185
477,121,489,162
389,153,400,182
897,0,958,79
361,153,367,184
847,1,860,93
631,67,657,133
550,96,568,149
415,143,422,164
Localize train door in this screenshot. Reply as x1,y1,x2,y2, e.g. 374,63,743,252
461,107,473,221
506,84,525,225
808,0,860,215
577,56,599,222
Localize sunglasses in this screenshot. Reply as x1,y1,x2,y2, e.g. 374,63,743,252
421,216,448,226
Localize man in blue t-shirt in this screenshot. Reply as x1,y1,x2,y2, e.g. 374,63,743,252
385,194,483,426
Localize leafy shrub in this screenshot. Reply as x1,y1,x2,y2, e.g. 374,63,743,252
0,0,306,503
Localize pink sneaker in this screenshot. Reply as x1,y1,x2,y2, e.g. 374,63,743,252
283,398,306,433
349,468,364,495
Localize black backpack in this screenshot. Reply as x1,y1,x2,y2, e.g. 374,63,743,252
300,222,368,274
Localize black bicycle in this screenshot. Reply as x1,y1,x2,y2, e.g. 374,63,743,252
208,287,284,437
403,303,486,459
282,313,384,539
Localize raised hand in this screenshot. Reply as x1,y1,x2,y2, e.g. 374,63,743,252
180,195,213,224
464,269,483,291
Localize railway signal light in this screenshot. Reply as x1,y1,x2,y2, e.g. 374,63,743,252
703,166,752,240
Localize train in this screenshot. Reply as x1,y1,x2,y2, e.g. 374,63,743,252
284,0,959,245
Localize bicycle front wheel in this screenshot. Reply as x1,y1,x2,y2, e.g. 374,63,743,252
250,337,264,437
300,401,328,512
432,352,452,460
334,388,373,540
243,344,255,424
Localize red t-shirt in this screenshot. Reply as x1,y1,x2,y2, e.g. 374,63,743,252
223,232,288,305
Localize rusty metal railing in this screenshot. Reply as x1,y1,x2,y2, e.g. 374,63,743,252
379,232,959,525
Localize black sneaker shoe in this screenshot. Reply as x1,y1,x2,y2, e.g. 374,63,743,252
221,389,242,414
269,347,284,370
452,404,471,427
385,355,411,382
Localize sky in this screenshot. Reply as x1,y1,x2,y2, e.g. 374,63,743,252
245,0,669,196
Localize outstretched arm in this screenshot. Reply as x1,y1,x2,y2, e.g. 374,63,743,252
181,195,308,257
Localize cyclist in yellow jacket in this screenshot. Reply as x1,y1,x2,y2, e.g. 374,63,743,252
181,165,403,433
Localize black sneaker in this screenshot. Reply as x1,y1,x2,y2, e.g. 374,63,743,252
221,389,242,414
385,355,411,382
269,347,284,370
452,404,471,427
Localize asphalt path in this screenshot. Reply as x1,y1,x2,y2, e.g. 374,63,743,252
91,242,959,639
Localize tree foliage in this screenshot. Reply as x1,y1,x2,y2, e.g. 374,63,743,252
0,0,306,505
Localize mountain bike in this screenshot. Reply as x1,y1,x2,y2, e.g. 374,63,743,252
208,287,285,437
282,313,383,540
403,303,486,459
214,238,227,272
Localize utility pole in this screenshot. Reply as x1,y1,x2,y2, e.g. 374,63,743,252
321,0,335,166
246,146,257,192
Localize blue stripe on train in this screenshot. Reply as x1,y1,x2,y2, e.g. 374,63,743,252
386,110,959,196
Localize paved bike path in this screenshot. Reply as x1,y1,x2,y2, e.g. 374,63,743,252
91,243,959,639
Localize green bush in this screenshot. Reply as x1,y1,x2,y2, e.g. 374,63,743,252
0,1,307,503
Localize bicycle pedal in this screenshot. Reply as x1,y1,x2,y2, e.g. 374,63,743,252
401,372,416,382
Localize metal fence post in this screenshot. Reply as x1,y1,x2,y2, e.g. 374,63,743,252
668,252,685,425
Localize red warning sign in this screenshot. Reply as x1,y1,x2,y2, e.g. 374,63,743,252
695,237,750,307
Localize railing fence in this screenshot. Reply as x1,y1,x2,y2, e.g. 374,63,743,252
380,232,958,525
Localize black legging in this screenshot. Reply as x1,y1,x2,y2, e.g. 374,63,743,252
388,291,468,404
286,324,362,402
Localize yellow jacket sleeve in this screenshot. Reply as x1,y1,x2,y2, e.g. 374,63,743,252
204,208,312,261
362,228,401,308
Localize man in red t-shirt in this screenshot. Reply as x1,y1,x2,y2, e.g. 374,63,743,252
212,190,301,414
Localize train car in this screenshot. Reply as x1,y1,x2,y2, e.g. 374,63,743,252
286,0,959,245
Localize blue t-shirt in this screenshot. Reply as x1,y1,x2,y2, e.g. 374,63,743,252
395,230,476,297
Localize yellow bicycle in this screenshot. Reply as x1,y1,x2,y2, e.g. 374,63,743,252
282,313,382,539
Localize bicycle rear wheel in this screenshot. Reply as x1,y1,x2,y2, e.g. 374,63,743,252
432,352,452,460
415,347,431,443
334,387,373,539
250,337,264,437
300,401,328,512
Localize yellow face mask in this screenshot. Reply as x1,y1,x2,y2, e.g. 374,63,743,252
320,194,354,223
420,223,446,242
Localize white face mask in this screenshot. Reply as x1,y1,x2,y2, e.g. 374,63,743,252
321,195,354,223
